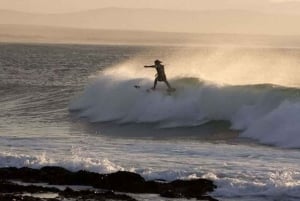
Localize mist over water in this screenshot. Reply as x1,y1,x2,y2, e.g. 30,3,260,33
175,47,300,87
105,47,300,87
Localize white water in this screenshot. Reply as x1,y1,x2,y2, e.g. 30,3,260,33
70,64,300,148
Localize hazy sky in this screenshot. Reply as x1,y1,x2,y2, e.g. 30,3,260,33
1,0,300,13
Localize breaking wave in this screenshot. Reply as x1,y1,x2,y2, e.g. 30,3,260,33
69,67,300,148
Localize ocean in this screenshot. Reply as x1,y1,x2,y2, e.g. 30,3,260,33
1,43,300,201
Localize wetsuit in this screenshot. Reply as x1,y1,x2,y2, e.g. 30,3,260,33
155,64,167,81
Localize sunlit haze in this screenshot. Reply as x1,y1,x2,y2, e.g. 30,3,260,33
1,0,300,13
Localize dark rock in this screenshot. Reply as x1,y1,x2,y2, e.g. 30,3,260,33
96,171,146,192
0,166,101,186
199,195,220,201
0,180,59,193
168,178,216,197
145,179,216,199
39,166,73,184
0,180,137,201
0,166,217,200
0,167,39,182
75,169,102,186
60,187,137,201
0,194,59,201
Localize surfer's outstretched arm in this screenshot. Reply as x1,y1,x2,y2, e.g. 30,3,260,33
144,65,156,68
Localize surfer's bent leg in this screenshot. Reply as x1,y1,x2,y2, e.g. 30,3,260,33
152,77,158,90
164,80,172,89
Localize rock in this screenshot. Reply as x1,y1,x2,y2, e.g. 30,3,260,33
167,179,216,197
0,180,137,201
96,171,146,192
0,194,59,201
60,187,137,201
0,166,217,200
0,180,59,193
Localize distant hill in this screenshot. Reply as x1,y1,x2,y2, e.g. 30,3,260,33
1,24,300,47
1,8,300,35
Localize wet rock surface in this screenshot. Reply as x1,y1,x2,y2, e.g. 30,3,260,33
0,166,218,201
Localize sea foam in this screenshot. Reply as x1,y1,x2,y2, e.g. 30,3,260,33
206,169,300,200
0,152,123,173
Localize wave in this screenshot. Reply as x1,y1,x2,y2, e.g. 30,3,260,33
0,152,123,174
205,170,300,201
69,70,300,148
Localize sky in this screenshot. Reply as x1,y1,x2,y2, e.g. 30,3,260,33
1,0,300,35
1,0,300,13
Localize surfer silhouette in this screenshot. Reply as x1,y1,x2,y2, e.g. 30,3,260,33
144,59,175,91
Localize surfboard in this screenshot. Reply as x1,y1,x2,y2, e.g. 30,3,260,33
134,85,176,95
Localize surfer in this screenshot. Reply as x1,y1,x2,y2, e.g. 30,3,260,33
144,59,174,91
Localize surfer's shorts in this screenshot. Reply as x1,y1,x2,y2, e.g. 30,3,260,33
156,74,167,81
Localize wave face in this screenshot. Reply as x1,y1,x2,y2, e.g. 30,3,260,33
70,66,300,148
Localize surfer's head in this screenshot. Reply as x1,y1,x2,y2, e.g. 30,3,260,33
154,59,162,65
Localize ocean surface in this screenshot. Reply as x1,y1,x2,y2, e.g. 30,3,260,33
1,43,300,201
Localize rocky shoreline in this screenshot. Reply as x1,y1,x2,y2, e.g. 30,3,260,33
0,166,218,201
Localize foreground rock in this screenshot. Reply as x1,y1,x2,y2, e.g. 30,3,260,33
0,166,217,200
0,180,137,201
